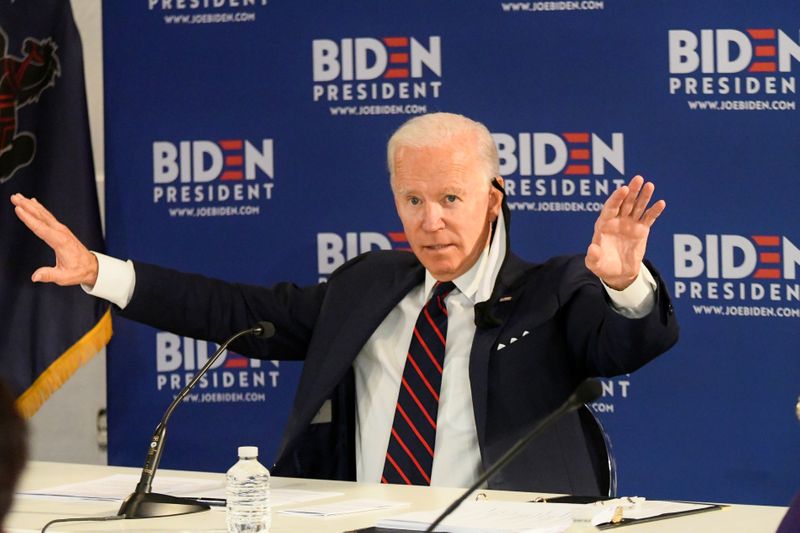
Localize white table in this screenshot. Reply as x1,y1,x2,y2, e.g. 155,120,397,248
7,461,788,532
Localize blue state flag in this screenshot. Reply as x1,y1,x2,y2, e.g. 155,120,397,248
0,1,110,416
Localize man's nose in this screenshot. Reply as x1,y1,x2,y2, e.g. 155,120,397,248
421,204,445,231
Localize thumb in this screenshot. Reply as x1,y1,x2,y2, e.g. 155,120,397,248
31,267,60,284
585,243,602,270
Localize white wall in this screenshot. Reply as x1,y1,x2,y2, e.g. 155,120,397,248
27,0,107,465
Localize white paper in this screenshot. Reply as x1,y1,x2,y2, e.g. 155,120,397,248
377,501,573,533
18,474,223,502
527,498,717,527
280,498,408,517
198,485,343,507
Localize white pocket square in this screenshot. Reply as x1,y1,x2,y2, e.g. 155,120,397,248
497,330,532,351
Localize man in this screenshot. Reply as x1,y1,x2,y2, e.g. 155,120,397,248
11,112,677,494
0,379,27,527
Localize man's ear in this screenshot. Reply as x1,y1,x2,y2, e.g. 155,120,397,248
489,177,505,220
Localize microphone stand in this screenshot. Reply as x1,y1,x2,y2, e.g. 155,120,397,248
423,379,602,532
117,322,275,519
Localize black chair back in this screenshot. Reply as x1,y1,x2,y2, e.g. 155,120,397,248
577,404,617,498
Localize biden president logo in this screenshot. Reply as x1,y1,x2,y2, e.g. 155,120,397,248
668,29,800,111
152,138,275,218
312,36,442,117
493,130,624,213
155,332,280,404
673,233,800,318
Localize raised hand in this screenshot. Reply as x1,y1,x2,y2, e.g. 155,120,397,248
10,193,99,287
585,175,666,290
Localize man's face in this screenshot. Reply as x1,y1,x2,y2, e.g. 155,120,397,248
392,140,502,281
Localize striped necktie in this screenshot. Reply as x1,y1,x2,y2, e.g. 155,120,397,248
382,281,456,485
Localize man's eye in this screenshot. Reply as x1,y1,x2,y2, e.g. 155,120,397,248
409,197,421,206
445,195,458,203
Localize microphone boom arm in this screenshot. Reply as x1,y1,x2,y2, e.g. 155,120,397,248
424,378,602,532
118,322,274,519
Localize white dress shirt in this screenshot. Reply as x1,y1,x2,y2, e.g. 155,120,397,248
85,214,655,488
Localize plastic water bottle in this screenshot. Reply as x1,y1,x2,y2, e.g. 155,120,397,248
226,446,270,533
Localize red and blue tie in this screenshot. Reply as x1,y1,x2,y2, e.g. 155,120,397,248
382,281,456,485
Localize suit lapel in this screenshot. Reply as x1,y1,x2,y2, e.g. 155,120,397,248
468,254,532,454
288,257,425,445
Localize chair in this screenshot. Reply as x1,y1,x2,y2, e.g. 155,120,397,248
577,404,618,498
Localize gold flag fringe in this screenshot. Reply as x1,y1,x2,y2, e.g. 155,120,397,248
15,308,113,419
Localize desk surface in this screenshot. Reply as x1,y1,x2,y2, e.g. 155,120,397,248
7,461,787,532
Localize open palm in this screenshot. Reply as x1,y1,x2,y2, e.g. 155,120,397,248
586,176,665,290
10,193,98,287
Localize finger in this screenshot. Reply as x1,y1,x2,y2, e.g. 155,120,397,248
29,197,62,226
618,175,644,217
31,266,59,284
631,181,655,220
12,195,52,229
13,195,60,231
9,192,34,206
10,194,38,216
585,243,602,271
641,199,666,227
596,185,629,226
14,205,69,248
32,267,78,286
11,193,38,209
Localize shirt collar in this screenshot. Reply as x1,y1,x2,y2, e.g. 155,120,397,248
423,210,507,305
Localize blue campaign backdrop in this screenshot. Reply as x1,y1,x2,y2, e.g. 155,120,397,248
103,0,800,505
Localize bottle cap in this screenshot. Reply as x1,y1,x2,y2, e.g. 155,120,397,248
238,446,258,458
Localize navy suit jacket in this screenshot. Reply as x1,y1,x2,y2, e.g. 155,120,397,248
120,250,678,494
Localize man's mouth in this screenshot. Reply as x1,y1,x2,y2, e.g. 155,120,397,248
424,244,453,251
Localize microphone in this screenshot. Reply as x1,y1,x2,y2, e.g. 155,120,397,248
424,379,602,533
117,321,276,519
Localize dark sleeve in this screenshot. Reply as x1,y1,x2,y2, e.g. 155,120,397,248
562,258,679,377
118,262,326,361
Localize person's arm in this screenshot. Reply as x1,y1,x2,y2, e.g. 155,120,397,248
564,257,678,378
565,175,676,373
119,260,326,360
11,192,325,360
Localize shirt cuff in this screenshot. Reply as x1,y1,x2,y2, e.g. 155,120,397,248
81,252,136,309
601,264,657,319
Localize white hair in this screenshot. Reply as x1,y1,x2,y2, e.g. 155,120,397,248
387,112,499,186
